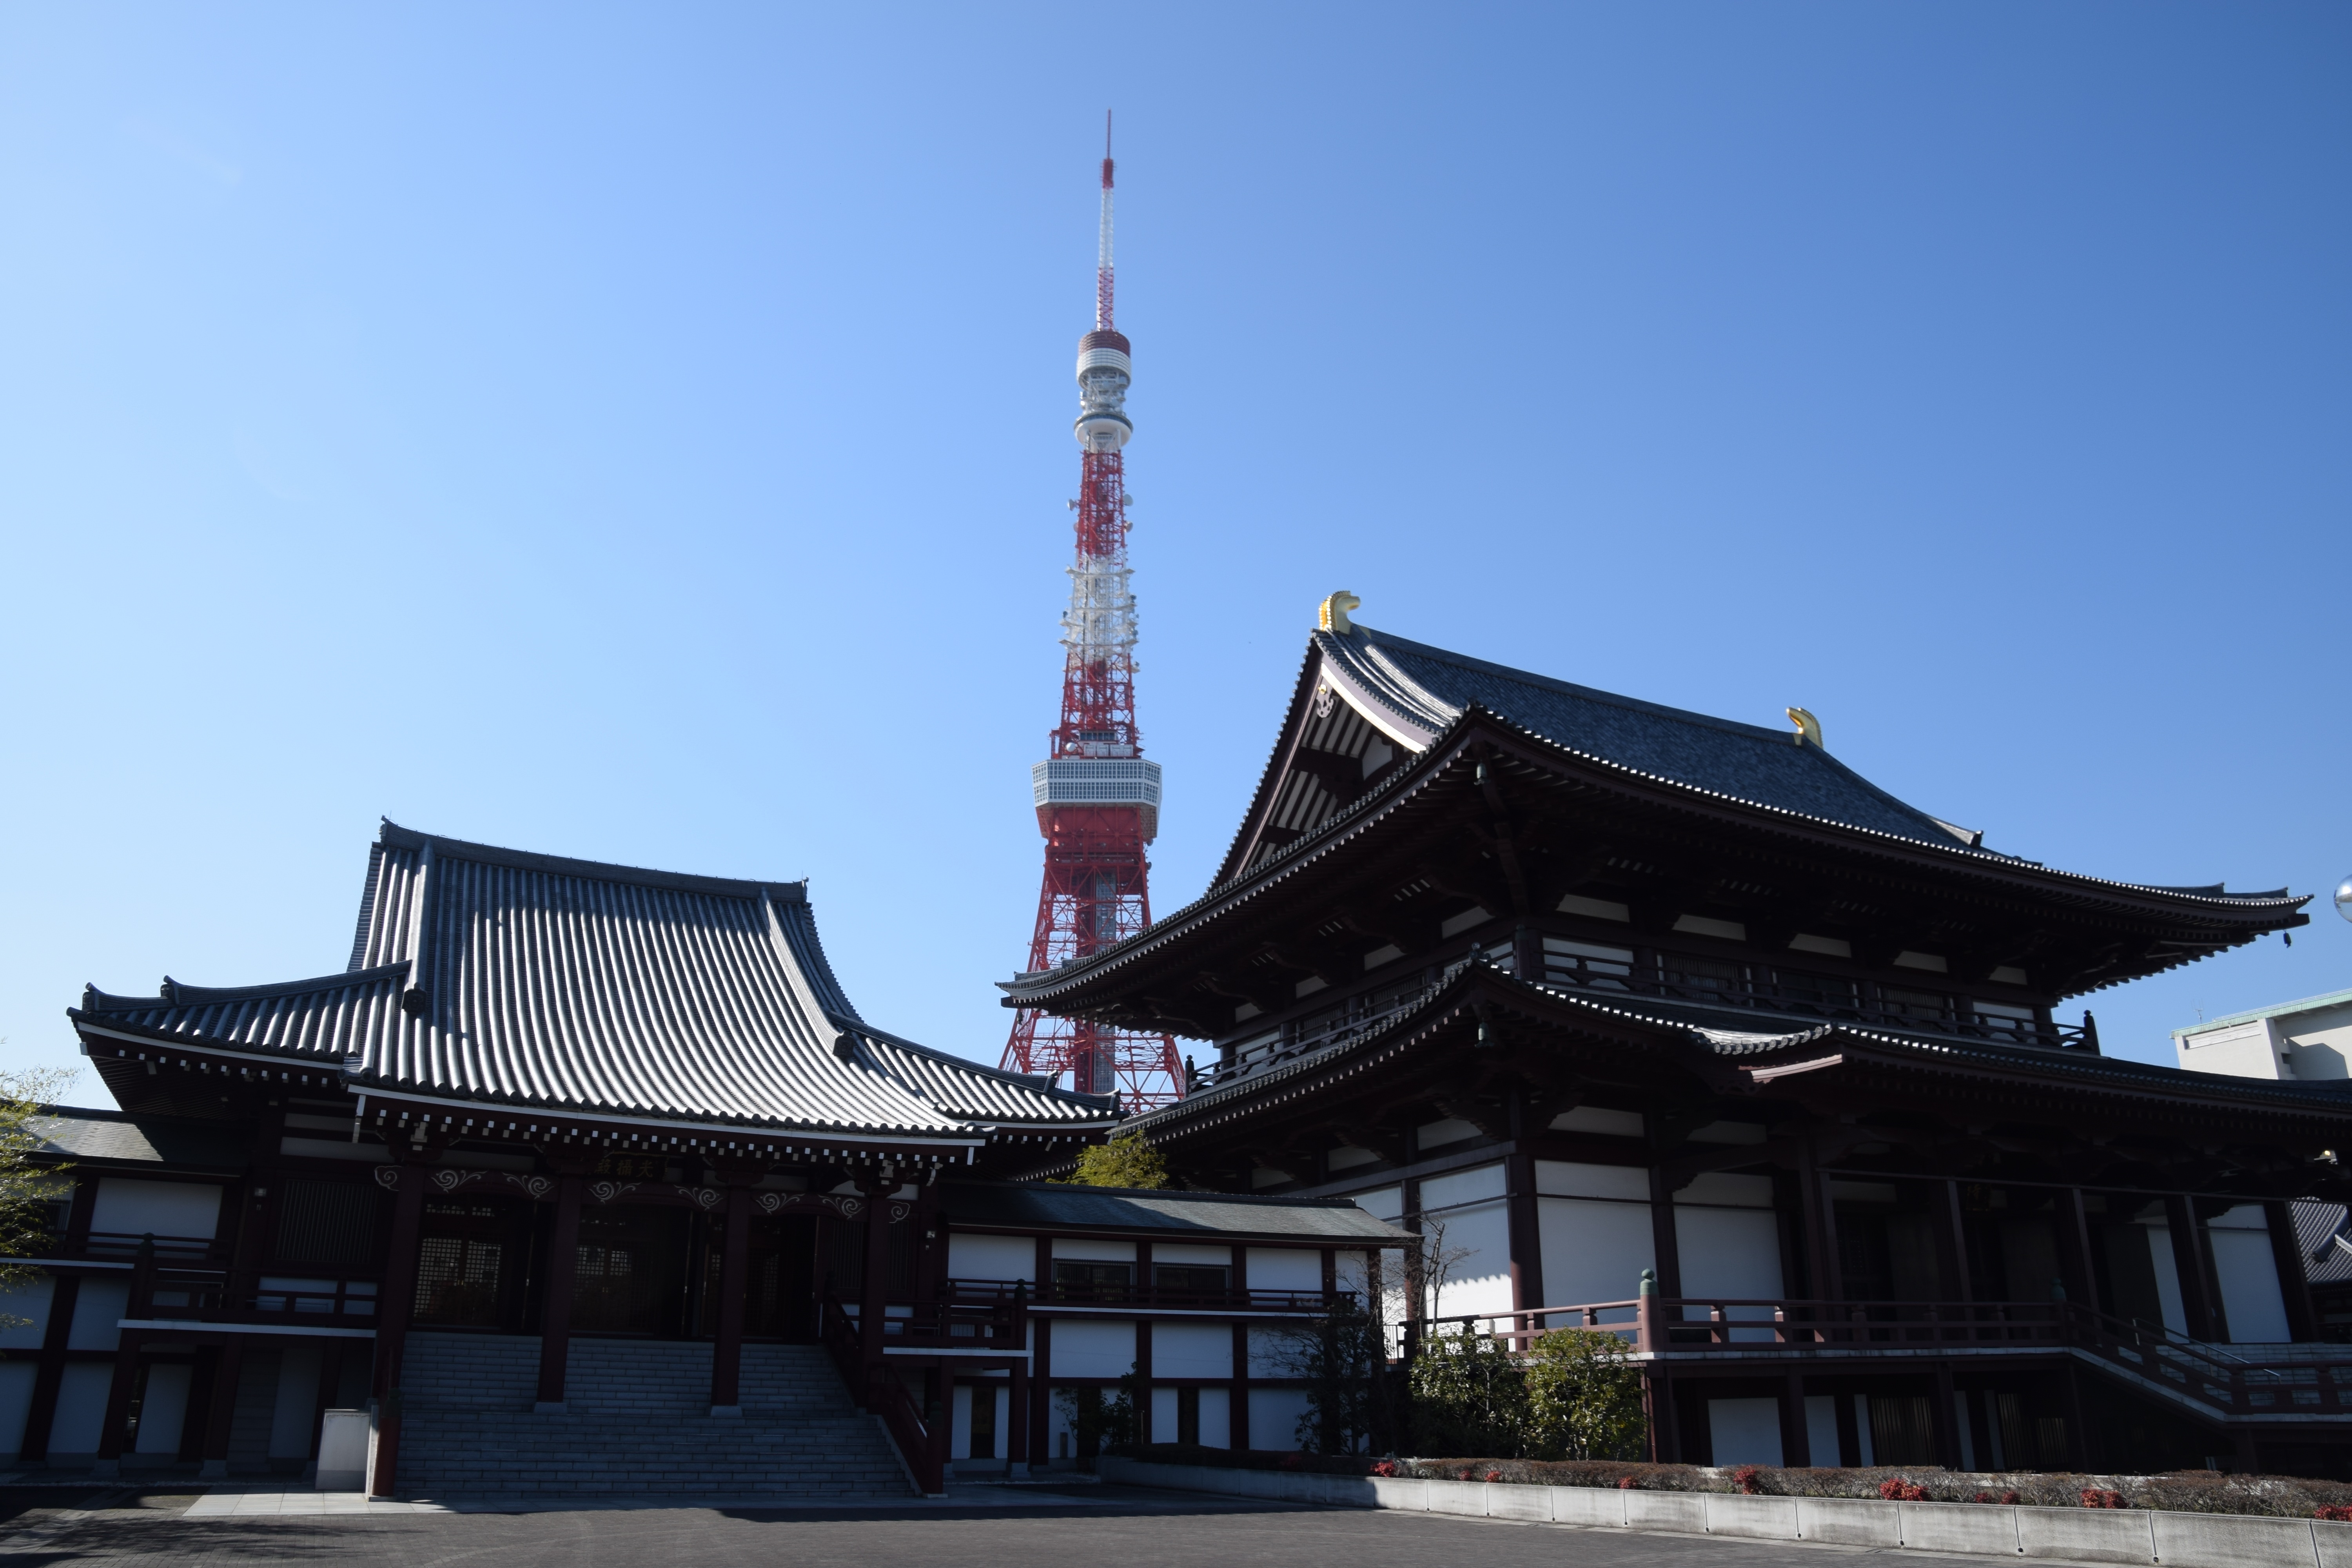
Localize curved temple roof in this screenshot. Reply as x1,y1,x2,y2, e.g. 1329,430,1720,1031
76,821,1117,1141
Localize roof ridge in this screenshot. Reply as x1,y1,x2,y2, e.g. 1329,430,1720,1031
377,818,808,903
81,962,409,1013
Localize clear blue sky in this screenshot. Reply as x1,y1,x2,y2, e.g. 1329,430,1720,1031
3,4,2346,1096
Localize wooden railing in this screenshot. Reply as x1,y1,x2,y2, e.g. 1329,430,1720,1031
941,1279,1341,1314
1408,1296,2352,1421
820,1296,943,1495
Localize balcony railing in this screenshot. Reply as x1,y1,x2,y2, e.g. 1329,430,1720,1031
1408,1297,2352,1421
942,1279,1341,1314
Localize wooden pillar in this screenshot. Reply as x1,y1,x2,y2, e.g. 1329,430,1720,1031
931,1360,955,1487
860,1182,892,1366
91,1330,142,1475
2163,1195,2219,1341
1031,1316,1053,1465
367,1160,431,1497
1931,1362,1963,1470
2264,1200,2319,1342
1506,1149,1543,1314
532,1174,586,1410
2061,1361,2093,1470
18,1274,81,1464
1931,1180,1973,1303
709,1181,754,1415
1778,1367,1811,1467
1797,1145,1842,1301
197,1341,245,1478
1644,1367,1680,1463
1833,1381,1862,1466
1007,1321,1031,1477
1647,1165,1683,1297
1230,1242,1250,1452
2054,1187,2098,1314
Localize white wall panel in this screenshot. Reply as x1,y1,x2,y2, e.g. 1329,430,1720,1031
0,1278,53,1349
1535,1161,1648,1201
1051,1237,1136,1262
68,1281,129,1351
1247,1323,1302,1377
1153,1321,1233,1379
2209,1207,2292,1344
1197,1386,1231,1448
1244,1249,1321,1292
1049,1318,1136,1377
1420,1163,1506,1209
948,1234,1036,1282
1152,1243,1232,1267
1707,1396,1783,1466
91,1179,220,1241
0,1363,35,1456
1536,1197,1653,1311
47,1363,113,1454
271,1344,321,1458
1247,1387,1311,1452
133,1363,191,1454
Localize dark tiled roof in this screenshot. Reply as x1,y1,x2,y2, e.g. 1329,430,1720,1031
75,822,1114,1140
1323,624,1986,850
26,1106,250,1171
942,1180,1406,1241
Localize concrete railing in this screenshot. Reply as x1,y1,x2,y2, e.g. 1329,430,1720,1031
1100,1458,2352,1568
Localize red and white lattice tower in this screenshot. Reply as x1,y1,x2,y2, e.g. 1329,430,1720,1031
1001,119,1185,1109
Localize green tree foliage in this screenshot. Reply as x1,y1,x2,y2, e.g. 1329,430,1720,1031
1521,1328,1646,1460
1406,1327,1527,1457
1065,1133,1169,1190
1281,1294,1404,1455
1052,1361,1140,1470
0,1069,73,1327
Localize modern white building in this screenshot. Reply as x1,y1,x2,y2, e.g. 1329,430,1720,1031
2174,988,2352,1082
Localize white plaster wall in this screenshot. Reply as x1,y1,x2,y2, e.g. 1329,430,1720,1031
947,1234,1036,1281
1244,1249,1321,1292
47,1363,113,1454
68,1281,129,1351
1423,1199,1512,1318
1153,1243,1232,1267
132,1363,190,1454
1149,1385,1178,1443
1707,1396,1783,1466
1675,1204,1786,1339
90,1179,220,1241
1197,1386,1231,1448
1247,1387,1310,1452
2143,1223,2190,1334
1051,1237,1136,1262
1247,1323,1301,1377
1420,1163,1506,1209
1806,1395,1839,1464
2210,1206,2293,1343
0,1362,35,1456
1536,1161,1648,1201
0,1278,54,1348
1153,1321,1233,1379
1536,1197,1653,1312
1049,1318,1136,1377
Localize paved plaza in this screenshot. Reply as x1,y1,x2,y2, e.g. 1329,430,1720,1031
0,1482,1933,1566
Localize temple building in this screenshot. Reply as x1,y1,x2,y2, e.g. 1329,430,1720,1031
1002,606,2352,1477
2,822,1401,1492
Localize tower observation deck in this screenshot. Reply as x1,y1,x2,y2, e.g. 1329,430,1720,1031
1001,122,1185,1109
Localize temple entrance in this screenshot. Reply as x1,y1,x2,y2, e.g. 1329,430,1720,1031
413,1195,534,1330
699,1213,820,1341
573,1202,691,1336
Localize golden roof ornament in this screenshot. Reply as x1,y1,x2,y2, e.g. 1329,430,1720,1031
1318,591,1360,634
1786,706,1822,748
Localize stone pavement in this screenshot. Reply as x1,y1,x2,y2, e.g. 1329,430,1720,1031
0,1482,1996,1566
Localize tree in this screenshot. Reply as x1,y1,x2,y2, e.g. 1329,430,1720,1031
0,1069,73,1328
1521,1327,1646,1460
1406,1325,1525,1457
1279,1292,1403,1455
1065,1133,1169,1190
1052,1360,1140,1470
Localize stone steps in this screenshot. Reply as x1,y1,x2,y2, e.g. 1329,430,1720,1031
396,1332,914,1495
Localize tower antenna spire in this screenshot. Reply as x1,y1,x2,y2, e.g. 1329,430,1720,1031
1096,110,1115,331
1002,122,1184,1110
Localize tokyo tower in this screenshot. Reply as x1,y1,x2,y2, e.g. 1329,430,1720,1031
1001,118,1185,1110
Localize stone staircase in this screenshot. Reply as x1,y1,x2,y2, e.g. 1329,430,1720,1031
395,1333,917,1497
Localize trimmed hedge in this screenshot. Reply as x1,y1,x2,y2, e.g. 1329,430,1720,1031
1118,1444,2352,1518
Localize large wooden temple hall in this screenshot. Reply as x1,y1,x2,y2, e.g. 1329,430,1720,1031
5,603,2351,1491
1005,605,2352,1478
